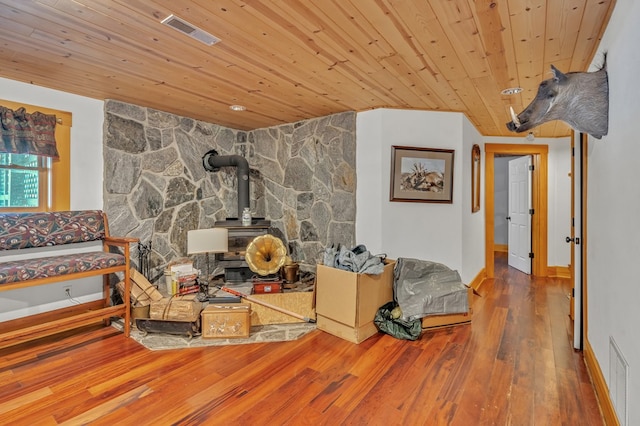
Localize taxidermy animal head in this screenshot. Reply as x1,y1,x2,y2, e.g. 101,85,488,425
506,56,609,139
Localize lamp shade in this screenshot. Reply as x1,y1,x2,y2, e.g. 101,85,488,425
187,228,228,254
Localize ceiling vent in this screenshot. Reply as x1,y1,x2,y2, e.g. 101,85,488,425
161,14,221,46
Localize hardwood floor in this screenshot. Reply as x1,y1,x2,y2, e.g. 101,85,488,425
0,254,604,425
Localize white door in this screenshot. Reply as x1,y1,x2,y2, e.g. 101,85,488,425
508,156,532,274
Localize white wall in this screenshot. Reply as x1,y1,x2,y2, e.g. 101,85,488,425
355,109,385,255
0,78,104,209
586,0,640,423
355,108,571,284
461,118,486,282
0,78,105,320
356,109,485,284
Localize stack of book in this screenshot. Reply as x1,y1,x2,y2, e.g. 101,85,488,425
176,272,199,295
165,259,201,296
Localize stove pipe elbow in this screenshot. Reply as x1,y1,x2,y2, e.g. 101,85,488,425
202,149,250,219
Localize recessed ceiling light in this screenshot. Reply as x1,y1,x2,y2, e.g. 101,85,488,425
230,105,246,111
501,87,523,95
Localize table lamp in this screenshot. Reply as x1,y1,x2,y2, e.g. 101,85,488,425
187,227,229,282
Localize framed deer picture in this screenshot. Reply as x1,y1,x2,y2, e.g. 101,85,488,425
389,145,454,203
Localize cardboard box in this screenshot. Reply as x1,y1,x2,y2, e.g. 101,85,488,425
315,260,395,343
201,303,251,338
421,287,473,329
241,291,315,325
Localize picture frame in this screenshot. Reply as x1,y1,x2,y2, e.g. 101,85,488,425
471,144,481,212
389,145,454,203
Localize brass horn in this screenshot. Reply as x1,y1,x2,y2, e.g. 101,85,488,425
245,234,287,276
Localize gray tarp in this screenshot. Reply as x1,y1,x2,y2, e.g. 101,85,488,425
393,257,469,321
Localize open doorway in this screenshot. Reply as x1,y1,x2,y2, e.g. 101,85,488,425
494,154,534,274
484,144,549,278
507,155,533,274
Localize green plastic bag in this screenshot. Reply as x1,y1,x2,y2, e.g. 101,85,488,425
374,301,422,341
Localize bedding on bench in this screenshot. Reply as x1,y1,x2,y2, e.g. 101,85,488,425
0,210,128,284
0,210,135,348
0,209,107,249
0,252,126,284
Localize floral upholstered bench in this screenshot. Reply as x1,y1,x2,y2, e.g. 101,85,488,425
0,210,138,348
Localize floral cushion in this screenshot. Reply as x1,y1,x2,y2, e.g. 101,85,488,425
0,252,125,284
0,210,106,251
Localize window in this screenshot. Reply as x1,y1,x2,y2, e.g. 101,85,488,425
0,99,71,212
0,153,50,210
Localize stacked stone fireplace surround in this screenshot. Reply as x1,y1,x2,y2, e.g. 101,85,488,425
103,100,356,282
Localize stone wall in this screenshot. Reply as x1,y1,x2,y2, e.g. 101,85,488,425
103,100,356,280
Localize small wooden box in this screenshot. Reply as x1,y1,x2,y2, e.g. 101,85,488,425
252,282,283,294
201,304,251,339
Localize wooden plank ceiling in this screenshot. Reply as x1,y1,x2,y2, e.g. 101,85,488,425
0,0,615,137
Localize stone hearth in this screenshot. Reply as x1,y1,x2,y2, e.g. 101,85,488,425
113,320,317,351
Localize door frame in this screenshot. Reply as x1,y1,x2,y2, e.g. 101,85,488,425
570,131,588,349
485,143,549,278
579,132,589,347
569,135,577,321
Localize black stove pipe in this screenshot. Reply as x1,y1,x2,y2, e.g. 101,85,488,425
202,149,249,219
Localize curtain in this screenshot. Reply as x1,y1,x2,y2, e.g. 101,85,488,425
0,106,59,159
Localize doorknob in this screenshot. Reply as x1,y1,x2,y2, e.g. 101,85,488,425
506,216,511,221
566,236,574,243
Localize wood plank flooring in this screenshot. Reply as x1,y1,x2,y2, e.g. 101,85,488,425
0,253,604,425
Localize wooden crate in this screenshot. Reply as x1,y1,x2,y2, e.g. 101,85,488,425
201,304,251,338
150,295,204,322
421,287,473,329
242,291,315,325
115,268,163,308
